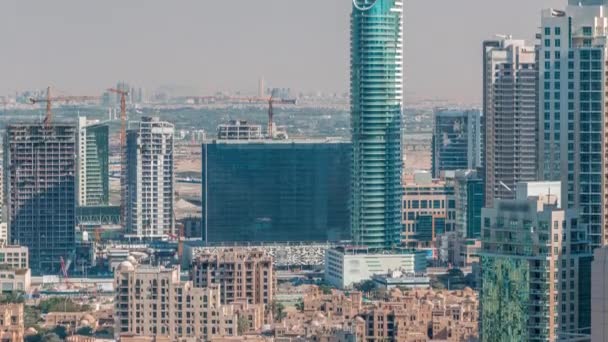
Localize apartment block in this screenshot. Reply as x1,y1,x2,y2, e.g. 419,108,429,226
539,1,608,248
483,38,537,208
4,123,76,274
189,248,274,305
0,304,24,342
480,183,591,341
114,262,264,340
124,117,175,238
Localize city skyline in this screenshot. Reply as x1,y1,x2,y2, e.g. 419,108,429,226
0,0,562,104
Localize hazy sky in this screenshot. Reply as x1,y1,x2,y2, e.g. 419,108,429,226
0,0,564,104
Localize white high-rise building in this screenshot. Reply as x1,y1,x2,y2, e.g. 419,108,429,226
482,37,537,208
539,1,608,248
124,117,175,238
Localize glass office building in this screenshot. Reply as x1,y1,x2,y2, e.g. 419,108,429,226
202,140,350,243
77,117,109,206
432,109,482,178
350,0,404,249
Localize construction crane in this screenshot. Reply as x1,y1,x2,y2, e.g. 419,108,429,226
107,88,129,226
30,86,100,128
229,96,297,138
59,256,71,287
106,88,129,151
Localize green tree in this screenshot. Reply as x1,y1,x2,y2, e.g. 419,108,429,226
24,307,43,328
25,334,42,342
0,291,25,304
318,284,332,295
76,326,94,336
270,300,286,322
41,333,62,342
237,315,249,335
51,326,67,340
353,279,376,293
294,299,304,311
39,298,90,313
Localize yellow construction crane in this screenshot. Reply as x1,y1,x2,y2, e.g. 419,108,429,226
106,88,129,226
30,86,100,128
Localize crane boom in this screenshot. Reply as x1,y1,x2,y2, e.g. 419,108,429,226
30,86,100,128
227,96,297,138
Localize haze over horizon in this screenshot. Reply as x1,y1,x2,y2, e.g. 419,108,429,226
1,0,563,104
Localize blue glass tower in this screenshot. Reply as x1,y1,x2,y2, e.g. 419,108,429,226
350,0,403,249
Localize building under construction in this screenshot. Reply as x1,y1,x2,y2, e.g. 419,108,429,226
4,123,77,274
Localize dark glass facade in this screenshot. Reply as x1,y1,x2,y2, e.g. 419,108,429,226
432,109,481,178
202,140,351,242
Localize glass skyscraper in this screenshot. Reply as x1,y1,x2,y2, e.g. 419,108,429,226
201,140,351,243
350,0,403,249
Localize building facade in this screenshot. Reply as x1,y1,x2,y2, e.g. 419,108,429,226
4,123,76,273
324,247,427,289
217,120,263,140
189,248,274,305
77,117,109,207
402,171,455,249
539,1,608,248
592,246,608,341
114,262,264,340
124,117,175,238
480,186,591,341
432,109,482,178
202,140,350,243
454,170,484,239
483,38,537,208
350,0,403,249
0,304,24,342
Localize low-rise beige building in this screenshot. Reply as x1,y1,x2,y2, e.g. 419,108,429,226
44,312,98,330
115,261,264,341
0,269,30,293
190,248,274,305
0,247,27,270
0,303,24,342
0,245,30,293
276,285,479,342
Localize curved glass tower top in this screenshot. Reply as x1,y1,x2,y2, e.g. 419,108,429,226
350,0,403,249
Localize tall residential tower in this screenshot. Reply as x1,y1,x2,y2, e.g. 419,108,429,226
483,38,538,208
539,1,608,248
350,0,403,249
124,117,175,238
